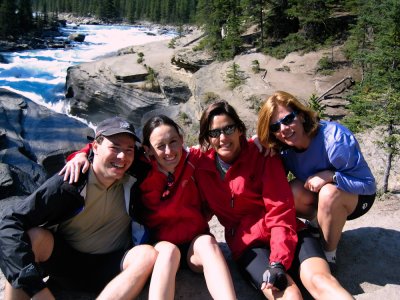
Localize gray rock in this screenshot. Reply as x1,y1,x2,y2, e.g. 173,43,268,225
0,89,93,199
158,76,192,104
68,33,86,42
65,54,171,127
171,48,214,72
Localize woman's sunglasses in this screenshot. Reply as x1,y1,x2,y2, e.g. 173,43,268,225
208,124,237,138
269,111,298,133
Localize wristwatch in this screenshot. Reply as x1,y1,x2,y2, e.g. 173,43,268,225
270,261,285,270
332,173,337,183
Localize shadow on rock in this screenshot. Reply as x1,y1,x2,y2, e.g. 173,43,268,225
336,227,400,295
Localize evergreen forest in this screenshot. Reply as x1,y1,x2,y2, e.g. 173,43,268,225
0,0,399,192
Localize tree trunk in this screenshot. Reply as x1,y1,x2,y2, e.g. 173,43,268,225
382,122,393,193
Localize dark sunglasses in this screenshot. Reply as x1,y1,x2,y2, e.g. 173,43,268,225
269,111,298,133
161,172,175,200
208,124,237,138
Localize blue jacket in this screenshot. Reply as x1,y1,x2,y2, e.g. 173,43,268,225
281,121,376,195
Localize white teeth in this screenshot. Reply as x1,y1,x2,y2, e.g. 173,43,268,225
220,143,231,149
284,131,294,139
111,162,124,168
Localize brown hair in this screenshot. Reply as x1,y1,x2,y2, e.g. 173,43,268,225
257,91,319,150
199,100,246,151
142,115,183,148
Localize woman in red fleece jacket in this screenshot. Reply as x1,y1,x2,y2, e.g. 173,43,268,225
62,115,236,300
192,101,353,300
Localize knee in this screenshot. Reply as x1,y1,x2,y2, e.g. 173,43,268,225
291,179,315,206
308,272,337,294
155,241,181,262
27,227,54,262
193,234,219,253
318,185,341,212
123,244,158,270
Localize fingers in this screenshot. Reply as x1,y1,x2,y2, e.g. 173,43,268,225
72,163,80,184
58,165,67,176
83,160,90,173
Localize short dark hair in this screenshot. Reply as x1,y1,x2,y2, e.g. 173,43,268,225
199,100,246,151
95,135,105,144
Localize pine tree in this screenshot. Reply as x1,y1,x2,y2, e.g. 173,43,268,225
343,0,400,194
18,0,33,32
287,0,332,42
0,0,18,38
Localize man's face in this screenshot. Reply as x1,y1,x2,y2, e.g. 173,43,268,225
92,133,135,187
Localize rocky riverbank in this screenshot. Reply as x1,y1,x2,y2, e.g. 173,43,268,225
1,27,399,299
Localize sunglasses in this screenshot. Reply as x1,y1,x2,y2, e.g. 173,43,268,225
269,111,298,133
161,172,175,200
208,124,237,138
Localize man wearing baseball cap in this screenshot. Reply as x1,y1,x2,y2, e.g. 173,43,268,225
0,117,157,299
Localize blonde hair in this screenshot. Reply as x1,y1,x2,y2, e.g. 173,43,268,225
257,91,319,150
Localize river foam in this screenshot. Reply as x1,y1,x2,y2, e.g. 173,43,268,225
0,23,176,116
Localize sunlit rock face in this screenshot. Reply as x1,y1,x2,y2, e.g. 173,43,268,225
65,53,191,128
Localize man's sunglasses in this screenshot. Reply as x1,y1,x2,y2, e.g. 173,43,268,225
269,111,298,133
208,124,237,138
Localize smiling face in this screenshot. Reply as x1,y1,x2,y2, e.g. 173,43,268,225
270,104,310,150
209,114,242,164
145,124,183,173
92,133,135,187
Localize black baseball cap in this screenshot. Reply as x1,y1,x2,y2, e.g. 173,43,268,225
95,117,141,142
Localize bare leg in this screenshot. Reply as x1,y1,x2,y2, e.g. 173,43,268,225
188,234,236,300
5,282,55,300
290,179,317,220
5,227,55,300
261,274,303,300
317,185,358,251
148,241,180,300
5,281,30,300
299,257,354,299
97,244,157,300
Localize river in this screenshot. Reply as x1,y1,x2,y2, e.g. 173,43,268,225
0,23,176,118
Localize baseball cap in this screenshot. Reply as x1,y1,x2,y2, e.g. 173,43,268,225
95,117,141,142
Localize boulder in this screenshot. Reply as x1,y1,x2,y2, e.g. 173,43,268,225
68,33,86,42
158,76,192,104
171,48,214,72
0,89,93,199
65,54,171,127
0,54,8,64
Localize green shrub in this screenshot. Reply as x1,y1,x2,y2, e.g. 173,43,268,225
203,92,221,104
251,60,261,73
317,56,334,75
246,95,263,112
168,38,176,49
225,62,246,90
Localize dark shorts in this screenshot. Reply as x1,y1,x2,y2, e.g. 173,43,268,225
177,242,192,269
40,233,129,293
347,193,376,220
236,230,325,290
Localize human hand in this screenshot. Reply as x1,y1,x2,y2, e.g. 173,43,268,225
59,152,90,183
251,135,275,157
304,170,335,192
261,262,288,292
